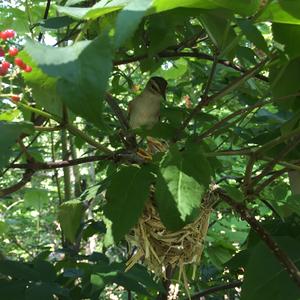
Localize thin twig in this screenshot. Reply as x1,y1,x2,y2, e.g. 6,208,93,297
114,51,269,82
253,136,300,186
187,281,242,300
174,58,269,140
38,0,52,42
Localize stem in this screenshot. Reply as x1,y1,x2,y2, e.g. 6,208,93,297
187,281,242,300
17,102,112,154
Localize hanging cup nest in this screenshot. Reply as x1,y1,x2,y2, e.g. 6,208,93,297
126,188,217,280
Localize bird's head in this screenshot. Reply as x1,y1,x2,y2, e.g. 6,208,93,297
146,76,168,99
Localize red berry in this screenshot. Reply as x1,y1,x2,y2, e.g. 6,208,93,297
11,95,20,103
1,61,10,70
0,31,8,40
14,57,26,69
0,66,8,76
8,47,18,57
4,29,16,39
0,48,4,57
24,65,32,73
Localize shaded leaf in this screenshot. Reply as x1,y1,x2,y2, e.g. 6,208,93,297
104,165,154,243
115,0,152,49
241,237,300,300
0,122,34,170
58,199,85,243
272,23,300,59
38,16,75,29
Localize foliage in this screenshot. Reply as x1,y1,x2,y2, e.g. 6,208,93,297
0,0,300,299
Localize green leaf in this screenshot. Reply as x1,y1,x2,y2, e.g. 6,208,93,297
0,260,39,280
25,282,68,300
24,189,49,209
272,23,300,59
56,0,128,20
257,1,300,25
0,221,9,235
38,16,75,29
0,281,26,300
155,145,211,230
223,186,244,203
115,0,152,49
58,199,85,243
152,0,260,15
237,19,269,53
25,36,113,129
153,58,188,80
21,52,62,117
236,46,258,65
199,9,237,58
104,165,154,243
270,57,300,109
34,261,56,282
0,121,34,170
207,246,233,269
241,237,300,300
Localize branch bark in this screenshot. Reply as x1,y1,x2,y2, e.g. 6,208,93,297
187,281,242,300
0,169,35,198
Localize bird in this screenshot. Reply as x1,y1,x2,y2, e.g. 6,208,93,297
127,76,168,158
128,76,168,130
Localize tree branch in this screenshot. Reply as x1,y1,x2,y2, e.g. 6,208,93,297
114,51,269,82
38,0,52,42
187,281,242,300
0,169,35,198
218,190,300,287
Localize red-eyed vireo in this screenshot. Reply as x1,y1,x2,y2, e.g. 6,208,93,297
128,76,168,130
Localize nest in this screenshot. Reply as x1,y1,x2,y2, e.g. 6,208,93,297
126,190,216,281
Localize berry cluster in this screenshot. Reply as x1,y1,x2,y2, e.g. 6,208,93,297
0,29,32,77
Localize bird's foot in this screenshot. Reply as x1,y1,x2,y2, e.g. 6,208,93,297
136,148,153,161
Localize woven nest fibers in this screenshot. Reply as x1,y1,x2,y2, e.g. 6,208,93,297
126,193,215,279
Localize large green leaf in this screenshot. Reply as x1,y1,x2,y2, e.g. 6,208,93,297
58,199,85,243
257,0,300,25
241,237,300,300
155,145,211,230
38,16,75,29
25,36,112,129
0,122,34,170
24,188,49,210
0,260,39,281
115,0,152,48
270,57,300,109
272,23,300,59
237,19,269,53
103,165,154,243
